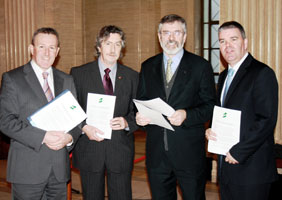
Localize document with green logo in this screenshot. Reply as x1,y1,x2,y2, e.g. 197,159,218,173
133,98,175,131
208,106,241,155
86,93,116,139
28,90,87,133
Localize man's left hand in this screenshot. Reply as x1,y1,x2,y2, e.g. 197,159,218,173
225,152,239,164
168,109,187,126
110,117,128,130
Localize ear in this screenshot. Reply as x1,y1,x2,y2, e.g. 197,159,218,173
55,47,60,57
244,38,248,50
29,44,34,55
157,32,162,43
183,33,187,42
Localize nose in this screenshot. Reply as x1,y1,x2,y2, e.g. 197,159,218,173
44,47,50,56
225,41,231,47
168,33,175,40
110,44,115,52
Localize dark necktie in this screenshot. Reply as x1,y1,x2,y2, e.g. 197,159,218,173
103,68,113,95
42,72,54,102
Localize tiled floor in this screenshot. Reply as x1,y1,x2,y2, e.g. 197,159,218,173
0,131,220,200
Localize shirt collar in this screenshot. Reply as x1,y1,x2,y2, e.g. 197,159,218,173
163,48,184,65
30,60,53,78
228,52,249,73
98,57,117,76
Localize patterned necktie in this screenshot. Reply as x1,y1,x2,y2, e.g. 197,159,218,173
222,68,235,105
166,59,173,83
103,68,113,95
42,72,54,102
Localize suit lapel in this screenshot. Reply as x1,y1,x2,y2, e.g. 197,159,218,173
23,63,48,103
89,61,105,94
53,68,64,97
114,64,125,97
223,54,253,106
151,54,166,98
168,51,191,102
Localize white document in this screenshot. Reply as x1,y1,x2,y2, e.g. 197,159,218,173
86,93,116,139
133,98,175,131
208,106,241,155
28,90,87,133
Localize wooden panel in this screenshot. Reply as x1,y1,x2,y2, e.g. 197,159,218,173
4,0,36,71
83,0,199,72
35,0,84,73
0,0,6,78
220,0,282,142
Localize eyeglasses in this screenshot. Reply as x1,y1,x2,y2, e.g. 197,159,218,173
161,30,183,37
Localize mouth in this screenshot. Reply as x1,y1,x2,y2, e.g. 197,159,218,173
166,42,178,48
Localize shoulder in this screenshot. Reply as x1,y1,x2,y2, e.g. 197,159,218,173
118,63,138,76
247,55,276,77
142,53,162,67
182,50,210,66
53,67,72,79
70,61,97,74
5,63,28,76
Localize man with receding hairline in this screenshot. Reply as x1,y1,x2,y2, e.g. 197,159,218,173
136,14,216,200
206,21,278,200
0,27,81,200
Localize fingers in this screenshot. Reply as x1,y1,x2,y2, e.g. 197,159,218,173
167,109,186,126
110,117,128,130
205,128,217,141
225,152,239,164
43,131,74,151
83,125,104,142
136,112,151,126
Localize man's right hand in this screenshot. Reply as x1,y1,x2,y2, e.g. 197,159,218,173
43,131,65,150
136,112,151,126
205,128,217,141
82,125,104,142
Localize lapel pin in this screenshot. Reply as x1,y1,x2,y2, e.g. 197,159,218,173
118,76,122,80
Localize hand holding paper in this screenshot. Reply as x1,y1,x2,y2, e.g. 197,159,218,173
28,90,87,133
207,106,241,155
82,124,104,142
86,93,116,139
134,98,175,131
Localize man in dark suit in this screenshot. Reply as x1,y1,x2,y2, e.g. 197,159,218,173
0,27,81,199
206,21,278,200
136,14,216,200
71,25,139,200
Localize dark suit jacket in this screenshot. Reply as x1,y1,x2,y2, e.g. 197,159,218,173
71,61,139,173
218,54,278,185
0,62,81,184
137,50,216,173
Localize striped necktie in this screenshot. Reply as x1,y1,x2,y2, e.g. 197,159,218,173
42,72,54,102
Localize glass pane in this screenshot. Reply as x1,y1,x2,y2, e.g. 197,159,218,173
204,50,209,61
204,0,209,23
211,24,219,48
211,49,220,73
211,0,220,21
204,24,209,48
